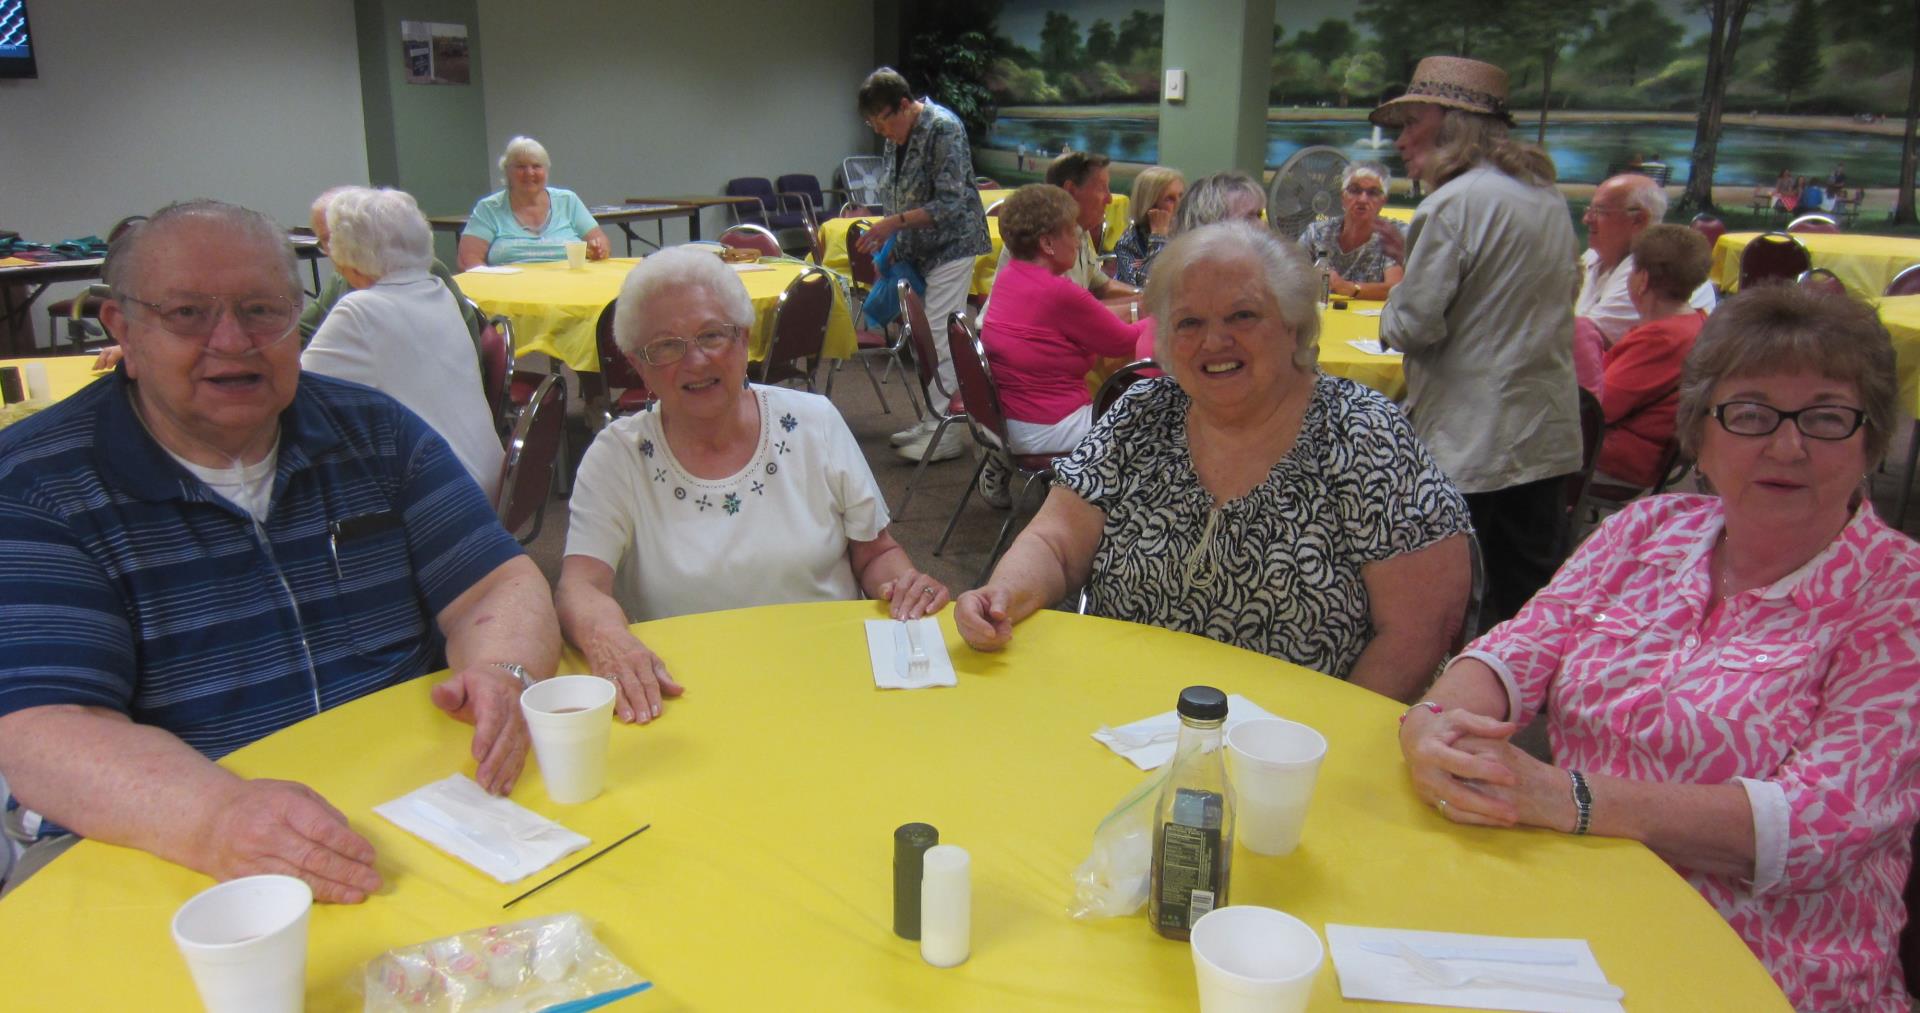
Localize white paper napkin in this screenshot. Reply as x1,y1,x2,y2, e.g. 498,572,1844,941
1092,693,1281,770
1326,924,1624,1012
865,617,956,689
1349,338,1402,356
1353,307,1384,317
727,263,775,273
463,265,521,274
375,774,590,884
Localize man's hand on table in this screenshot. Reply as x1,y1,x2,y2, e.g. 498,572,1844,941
954,587,1015,651
201,778,382,904
581,626,684,725
430,666,531,794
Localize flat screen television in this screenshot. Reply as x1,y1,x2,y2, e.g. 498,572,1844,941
0,0,36,80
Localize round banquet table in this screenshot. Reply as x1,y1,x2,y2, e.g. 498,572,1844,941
818,216,1004,299
1880,295,1920,419
1314,300,1405,400
1709,231,1920,300
0,603,1786,1011
454,257,857,374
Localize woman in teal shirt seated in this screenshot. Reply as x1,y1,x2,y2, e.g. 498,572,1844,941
457,135,612,268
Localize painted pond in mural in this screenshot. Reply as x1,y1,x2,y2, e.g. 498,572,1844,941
985,115,1909,187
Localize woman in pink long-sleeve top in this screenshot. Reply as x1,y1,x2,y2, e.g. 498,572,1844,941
981,184,1154,458
1399,285,1920,1011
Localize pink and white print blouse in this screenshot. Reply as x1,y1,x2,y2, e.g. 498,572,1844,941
1463,494,1920,1011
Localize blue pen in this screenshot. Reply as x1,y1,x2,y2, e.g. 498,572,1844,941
538,980,653,1012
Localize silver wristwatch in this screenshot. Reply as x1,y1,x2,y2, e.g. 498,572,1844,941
491,662,533,689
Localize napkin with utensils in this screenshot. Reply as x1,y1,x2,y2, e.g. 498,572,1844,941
1093,693,1281,770
463,265,521,274
1325,923,1625,1012
1348,337,1403,356
865,617,955,689
376,774,591,884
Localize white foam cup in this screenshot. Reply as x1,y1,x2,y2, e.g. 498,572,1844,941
1226,718,1327,856
564,241,588,270
170,874,313,1013
520,675,617,803
1190,905,1323,1013
22,362,50,402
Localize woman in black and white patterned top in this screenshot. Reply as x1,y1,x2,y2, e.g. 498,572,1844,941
955,222,1473,700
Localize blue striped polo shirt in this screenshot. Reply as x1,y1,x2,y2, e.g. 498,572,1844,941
0,367,524,763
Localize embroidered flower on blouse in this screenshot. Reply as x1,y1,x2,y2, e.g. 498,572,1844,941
723,493,741,515
779,413,798,432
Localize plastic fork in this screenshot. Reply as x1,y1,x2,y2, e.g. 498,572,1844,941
904,621,931,679
1392,941,1624,1000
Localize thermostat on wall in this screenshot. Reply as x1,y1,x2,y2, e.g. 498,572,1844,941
1165,68,1186,103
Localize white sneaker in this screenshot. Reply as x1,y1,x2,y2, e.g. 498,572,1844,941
896,423,966,462
977,453,1013,509
889,417,938,447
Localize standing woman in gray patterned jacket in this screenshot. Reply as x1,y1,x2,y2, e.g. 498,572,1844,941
955,222,1473,702
853,67,993,464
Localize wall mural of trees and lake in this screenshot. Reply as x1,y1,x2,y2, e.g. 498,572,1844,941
899,0,1918,220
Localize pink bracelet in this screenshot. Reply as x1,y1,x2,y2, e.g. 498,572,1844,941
1399,701,1443,725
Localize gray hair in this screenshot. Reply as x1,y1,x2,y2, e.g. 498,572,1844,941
1675,284,1896,467
1616,173,1669,224
1342,161,1392,191
612,245,756,357
1172,171,1267,235
498,135,551,184
1144,220,1321,377
325,187,432,280
104,199,299,301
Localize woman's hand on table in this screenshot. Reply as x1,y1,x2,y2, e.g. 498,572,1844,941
878,567,951,620
1453,735,1579,833
430,667,531,795
582,626,684,725
954,587,1015,651
1399,706,1524,826
92,345,124,371
585,231,612,260
203,778,383,904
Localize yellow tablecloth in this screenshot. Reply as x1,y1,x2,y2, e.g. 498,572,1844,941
1879,295,1920,418
0,354,107,402
455,257,857,373
1314,301,1405,400
818,217,1003,299
0,603,1785,1010
1710,232,1920,299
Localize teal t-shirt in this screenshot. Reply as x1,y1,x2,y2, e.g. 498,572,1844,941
462,186,598,265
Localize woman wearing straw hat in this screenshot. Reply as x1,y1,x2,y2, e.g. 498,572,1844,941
1373,56,1582,626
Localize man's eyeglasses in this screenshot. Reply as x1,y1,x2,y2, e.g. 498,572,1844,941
1344,185,1385,199
1584,205,1630,218
122,293,299,346
637,326,742,366
1713,400,1867,441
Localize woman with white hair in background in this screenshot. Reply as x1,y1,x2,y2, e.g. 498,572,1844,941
301,186,504,500
457,135,611,269
1169,170,1266,234
555,247,949,725
1296,161,1405,300
955,221,1473,701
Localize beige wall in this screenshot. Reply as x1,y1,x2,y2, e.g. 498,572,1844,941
475,0,878,241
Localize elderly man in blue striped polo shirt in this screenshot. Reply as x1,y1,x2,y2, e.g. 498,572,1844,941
0,200,561,903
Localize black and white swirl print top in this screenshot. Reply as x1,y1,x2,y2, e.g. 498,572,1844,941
1053,373,1472,679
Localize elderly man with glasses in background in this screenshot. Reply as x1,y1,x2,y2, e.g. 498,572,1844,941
0,199,560,903
1572,173,1717,391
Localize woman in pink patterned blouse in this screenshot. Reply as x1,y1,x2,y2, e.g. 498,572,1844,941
1399,285,1920,1010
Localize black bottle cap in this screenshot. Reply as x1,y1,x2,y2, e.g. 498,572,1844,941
1177,685,1229,721
893,822,939,940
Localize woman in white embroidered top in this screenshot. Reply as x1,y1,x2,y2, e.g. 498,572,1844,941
556,247,950,724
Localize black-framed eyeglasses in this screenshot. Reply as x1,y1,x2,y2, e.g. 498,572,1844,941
637,325,742,366
1712,400,1867,441
121,293,299,346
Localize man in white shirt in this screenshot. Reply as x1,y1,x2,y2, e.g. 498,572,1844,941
1574,174,1716,389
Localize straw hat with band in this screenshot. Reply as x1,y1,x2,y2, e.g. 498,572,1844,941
1370,56,1515,128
